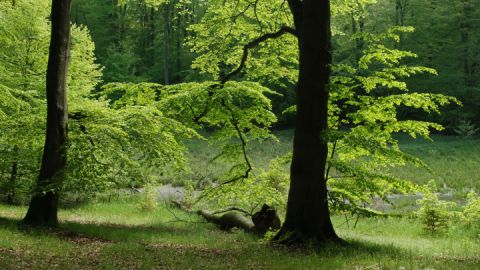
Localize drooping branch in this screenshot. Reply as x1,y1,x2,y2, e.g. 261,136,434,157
191,26,298,200
69,112,111,166
219,100,252,186
220,26,297,84
194,99,253,203
191,26,297,123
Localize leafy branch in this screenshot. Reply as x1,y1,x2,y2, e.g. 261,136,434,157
220,25,297,84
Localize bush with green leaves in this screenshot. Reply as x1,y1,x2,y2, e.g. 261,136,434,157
460,191,480,236
137,183,160,211
416,181,456,234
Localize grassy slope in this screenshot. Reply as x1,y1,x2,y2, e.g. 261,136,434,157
184,130,480,191
0,199,479,270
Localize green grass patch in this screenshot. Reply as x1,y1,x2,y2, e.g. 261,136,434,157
0,199,479,269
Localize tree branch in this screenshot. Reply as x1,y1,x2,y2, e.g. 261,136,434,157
325,139,337,181
220,26,297,84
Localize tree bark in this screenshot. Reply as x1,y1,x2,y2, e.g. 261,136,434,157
22,0,71,227
273,0,340,245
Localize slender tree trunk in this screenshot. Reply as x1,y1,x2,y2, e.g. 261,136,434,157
175,11,182,79
273,0,339,245
147,7,156,69
395,0,406,26
22,0,71,227
351,11,364,65
7,145,19,205
162,3,170,85
461,0,474,87
395,0,408,47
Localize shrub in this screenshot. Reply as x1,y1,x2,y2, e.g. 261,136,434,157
454,120,479,138
461,191,480,236
416,181,456,234
138,183,159,211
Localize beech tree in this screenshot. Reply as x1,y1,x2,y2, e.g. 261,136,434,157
22,0,71,226
271,0,340,244
187,0,457,245
189,0,339,244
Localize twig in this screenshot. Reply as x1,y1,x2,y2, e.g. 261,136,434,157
325,140,337,181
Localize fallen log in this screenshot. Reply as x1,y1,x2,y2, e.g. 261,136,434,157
198,204,281,235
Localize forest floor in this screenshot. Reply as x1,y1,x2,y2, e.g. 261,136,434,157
0,198,479,270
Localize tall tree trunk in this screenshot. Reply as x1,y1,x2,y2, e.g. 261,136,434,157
394,0,408,47
162,3,170,85
351,10,365,66
395,0,407,26
22,0,71,227
273,0,339,245
461,0,474,87
175,10,182,80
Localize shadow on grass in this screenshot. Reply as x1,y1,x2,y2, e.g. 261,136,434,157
0,214,214,243
0,214,405,256
267,237,409,260
1,214,479,269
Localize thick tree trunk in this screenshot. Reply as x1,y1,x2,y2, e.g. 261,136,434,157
273,0,340,245
22,0,71,227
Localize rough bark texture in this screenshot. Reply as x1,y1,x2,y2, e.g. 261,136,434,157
273,0,340,245
22,0,71,227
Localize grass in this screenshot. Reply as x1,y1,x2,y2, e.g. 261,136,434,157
1,132,478,269
183,130,480,192
0,198,479,269
394,135,480,191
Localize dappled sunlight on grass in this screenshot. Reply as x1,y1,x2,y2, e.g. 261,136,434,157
1,200,479,269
